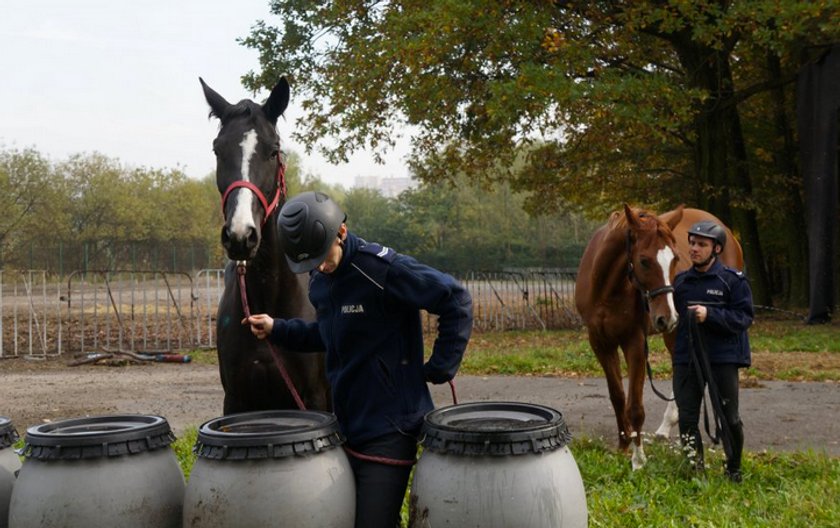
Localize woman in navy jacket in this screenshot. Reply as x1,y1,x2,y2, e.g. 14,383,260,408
673,221,753,483
245,191,473,527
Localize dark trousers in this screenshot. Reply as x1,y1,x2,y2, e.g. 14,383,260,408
673,362,744,471
347,431,417,528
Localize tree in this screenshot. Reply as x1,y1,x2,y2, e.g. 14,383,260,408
0,147,70,267
241,1,840,306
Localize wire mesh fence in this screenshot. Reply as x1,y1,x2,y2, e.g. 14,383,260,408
1,267,582,358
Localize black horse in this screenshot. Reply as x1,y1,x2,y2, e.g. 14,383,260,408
200,77,329,414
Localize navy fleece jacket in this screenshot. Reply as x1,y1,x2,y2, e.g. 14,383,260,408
673,259,753,367
269,232,473,444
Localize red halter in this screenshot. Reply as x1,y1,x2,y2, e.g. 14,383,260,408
220,153,287,225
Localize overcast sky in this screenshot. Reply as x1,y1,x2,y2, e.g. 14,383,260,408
0,0,409,186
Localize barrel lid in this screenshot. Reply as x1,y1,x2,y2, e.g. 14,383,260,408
421,402,572,456
194,410,344,461
1,417,20,449
19,414,175,460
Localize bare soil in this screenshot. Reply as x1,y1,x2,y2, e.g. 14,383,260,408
1,355,838,456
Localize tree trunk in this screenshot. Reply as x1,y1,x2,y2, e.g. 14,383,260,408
672,41,772,304
768,53,809,306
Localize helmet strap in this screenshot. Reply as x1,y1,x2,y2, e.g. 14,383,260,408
694,253,716,270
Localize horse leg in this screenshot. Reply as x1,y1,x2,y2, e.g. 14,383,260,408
591,335,631,451
655,330,678,439
623,337,648,470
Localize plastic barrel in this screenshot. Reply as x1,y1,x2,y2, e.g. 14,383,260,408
0,418,22,528
8,414,184,528
410,401,588,527
183,410,355,527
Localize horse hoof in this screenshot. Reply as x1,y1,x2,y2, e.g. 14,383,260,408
654,428,671,440
631,444,647,470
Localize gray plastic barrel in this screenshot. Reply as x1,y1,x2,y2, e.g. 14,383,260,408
183,410,355,527
410,402,588,528
8,414,184,528
1,418,22,528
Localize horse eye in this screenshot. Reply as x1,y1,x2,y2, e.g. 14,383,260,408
640,259,651,270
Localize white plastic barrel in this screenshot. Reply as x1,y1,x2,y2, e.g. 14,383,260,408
183,410,355,527
410,402,588,527
9,414,184,528
0,417,22,528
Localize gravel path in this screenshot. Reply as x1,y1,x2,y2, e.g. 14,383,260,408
3,362,837,456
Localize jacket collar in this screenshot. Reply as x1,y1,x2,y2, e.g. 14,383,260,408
333,231,361,275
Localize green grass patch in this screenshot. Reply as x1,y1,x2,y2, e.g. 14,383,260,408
183,348,218,366
199,319,838,381
454,319,840,382
172,426,198,480
576,436,840,527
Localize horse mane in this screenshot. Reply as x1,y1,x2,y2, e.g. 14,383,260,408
607,207,676,242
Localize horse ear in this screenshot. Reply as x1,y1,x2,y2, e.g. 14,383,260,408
660,204,685,231
199,77,231,119
623,203,641,229
263,77,290,124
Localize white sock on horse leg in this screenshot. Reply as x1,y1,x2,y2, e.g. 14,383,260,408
655,397,679,439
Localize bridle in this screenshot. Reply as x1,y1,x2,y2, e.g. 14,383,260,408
218,149,302,407
626,228,675,402
625,229,675,308
220,152,287,226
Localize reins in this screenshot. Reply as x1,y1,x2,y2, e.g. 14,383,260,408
687,308,735,461
626,229,675,402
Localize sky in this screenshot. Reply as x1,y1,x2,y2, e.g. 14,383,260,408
0,0,410,186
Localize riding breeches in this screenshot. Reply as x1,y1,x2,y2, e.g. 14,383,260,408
346,431,417,528
672,362,744,471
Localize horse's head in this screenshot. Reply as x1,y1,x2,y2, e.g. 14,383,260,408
623,204,683,333
200,77,290,261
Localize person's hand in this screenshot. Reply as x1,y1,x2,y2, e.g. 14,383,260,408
242,314,274,340
687,305,707,323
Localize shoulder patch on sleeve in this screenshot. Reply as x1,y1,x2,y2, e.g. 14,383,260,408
722,266,747,281
358,243,396,262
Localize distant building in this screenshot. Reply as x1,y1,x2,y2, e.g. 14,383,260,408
354,175,416,198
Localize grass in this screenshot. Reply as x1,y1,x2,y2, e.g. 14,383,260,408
184,318,839,381
454,318,840,382
576,436,840,527
166,431,840,527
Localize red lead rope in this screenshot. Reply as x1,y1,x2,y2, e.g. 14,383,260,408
237,263,306,410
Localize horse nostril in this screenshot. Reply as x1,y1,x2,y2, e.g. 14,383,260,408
655,316,667,331
221,226,232,248
246,227,259,248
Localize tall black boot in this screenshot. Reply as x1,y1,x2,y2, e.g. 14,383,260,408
725,420,744,483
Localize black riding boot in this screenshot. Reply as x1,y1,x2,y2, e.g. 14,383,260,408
724,419,744,482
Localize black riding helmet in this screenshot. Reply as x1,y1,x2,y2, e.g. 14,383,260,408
688,221,726,254
278,191,347,273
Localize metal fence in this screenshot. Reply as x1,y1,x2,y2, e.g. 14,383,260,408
1,268,581,359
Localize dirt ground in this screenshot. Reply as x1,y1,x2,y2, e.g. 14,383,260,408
1,356,838,457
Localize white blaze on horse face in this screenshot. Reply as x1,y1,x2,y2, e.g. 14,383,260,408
229,129,259,237
657,246,678,327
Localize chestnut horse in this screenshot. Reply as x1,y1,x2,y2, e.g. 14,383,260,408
200,77,330,414
575,205,743,469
